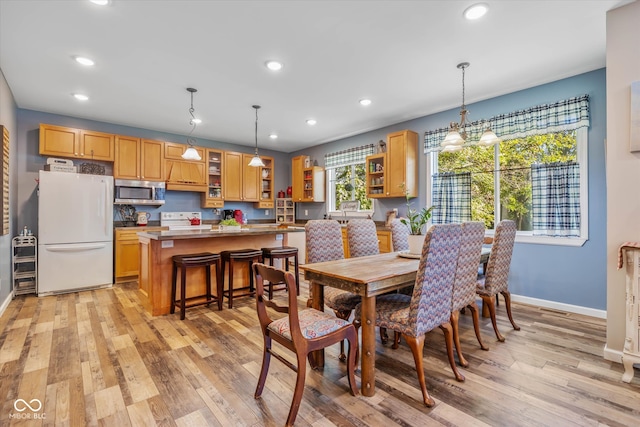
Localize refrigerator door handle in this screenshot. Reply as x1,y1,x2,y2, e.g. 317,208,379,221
44,243,108,252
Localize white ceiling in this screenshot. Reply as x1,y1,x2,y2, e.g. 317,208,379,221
0,1,632,153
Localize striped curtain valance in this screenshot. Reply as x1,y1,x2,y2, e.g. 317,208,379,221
324,144,375,169
424,95,590,153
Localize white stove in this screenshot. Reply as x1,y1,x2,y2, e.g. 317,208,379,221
160,211,212,231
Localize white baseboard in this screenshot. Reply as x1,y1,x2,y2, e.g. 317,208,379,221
511,294,607,319
0,289,13,318
603,345,623,363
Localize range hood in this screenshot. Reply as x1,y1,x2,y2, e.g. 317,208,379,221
165,160,207,192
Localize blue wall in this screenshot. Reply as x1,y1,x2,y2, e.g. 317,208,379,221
293,69,607,310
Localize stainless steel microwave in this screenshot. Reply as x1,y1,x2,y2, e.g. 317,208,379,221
114,179,166,205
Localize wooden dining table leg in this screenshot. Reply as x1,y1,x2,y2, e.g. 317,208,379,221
360,295,376,396
310,281,325,368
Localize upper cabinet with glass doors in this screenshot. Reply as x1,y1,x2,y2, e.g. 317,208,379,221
201,148,224,208
365,129,417,198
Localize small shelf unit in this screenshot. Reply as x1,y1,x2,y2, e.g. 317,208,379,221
276,198,295,223
12,235,37,296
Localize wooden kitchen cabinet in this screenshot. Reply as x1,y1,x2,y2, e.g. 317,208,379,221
115,137,164,181
376,230,392,253
366,129,418,198
164,142,205,161
255,156,274,208
114,227,164,282
224,152,269,202
39,123,115,161
291,155,325,202
201,148,225,208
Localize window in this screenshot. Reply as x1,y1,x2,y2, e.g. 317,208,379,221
327,164,372,212
425,95,589,245
324,144,375,214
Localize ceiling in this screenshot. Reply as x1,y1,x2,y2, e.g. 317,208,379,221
0,1,632,153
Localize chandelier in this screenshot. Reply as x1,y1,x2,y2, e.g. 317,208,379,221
248,105,266,167
441,62,501,151
182,87,202,160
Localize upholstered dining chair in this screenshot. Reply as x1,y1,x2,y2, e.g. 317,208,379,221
305,220,361,361
253,263,358,427
390,218,410,252
476,219,520,342
354,223,463,407
450,222,489,368
347,219,380,258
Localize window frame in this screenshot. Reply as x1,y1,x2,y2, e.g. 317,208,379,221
428,127,588,247
326,164,374,218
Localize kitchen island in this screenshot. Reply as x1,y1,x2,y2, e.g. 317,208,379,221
137,227,303,316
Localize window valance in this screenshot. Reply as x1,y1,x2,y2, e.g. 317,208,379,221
324,144,375,169
424,95,590,153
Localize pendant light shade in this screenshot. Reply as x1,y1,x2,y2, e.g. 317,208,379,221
249,105,265,167
441,62,501,148
182,87,202,161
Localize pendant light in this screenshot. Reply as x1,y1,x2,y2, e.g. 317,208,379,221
441,62,501,148
182,87,202,160
248,105,265,167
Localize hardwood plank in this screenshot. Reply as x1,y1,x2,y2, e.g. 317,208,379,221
93,384,126,420
0,326,29,363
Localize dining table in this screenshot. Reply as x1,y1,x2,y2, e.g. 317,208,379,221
304,246,492,396
304,251,420,396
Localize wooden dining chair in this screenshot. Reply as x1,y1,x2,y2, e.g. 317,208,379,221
347,219,380,258
476,219,520,342
354,223,463,407
305,220,361,361
253,263,358,427
450,221,489,367
390,218,410,252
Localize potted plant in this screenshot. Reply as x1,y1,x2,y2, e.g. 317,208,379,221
219,218,242,232
399,183,433,254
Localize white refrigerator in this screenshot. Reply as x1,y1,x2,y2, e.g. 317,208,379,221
38,171,114,295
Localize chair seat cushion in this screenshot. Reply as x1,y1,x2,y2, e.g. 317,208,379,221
354,293,416,336
324,287,361,313
268,309,351,340
476,275,491,296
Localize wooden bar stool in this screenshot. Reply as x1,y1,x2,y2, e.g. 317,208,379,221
221,249,263,308
261,246,300,299
171,252,222,320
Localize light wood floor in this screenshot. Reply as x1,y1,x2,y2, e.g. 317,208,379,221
1,277,639,426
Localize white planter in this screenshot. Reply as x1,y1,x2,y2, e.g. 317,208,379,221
407,234,425,255
219,225,241,232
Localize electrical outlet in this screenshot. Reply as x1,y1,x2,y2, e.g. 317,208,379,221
304,209,308,216
265,210,269,215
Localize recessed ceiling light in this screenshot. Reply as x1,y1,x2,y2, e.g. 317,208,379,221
90,0,110,5
74,56,95,66
464,3,488,20
191,118,202,124
265,60,283,71
269,133,278,139
73,93,89,101
359,99,372,106
306,119,317,126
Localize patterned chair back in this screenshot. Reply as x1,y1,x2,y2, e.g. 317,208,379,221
347,219,379,258
408,223,462,337
483,220,516,295
390,218,410,252
451,222,486,312
305,220,344,263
